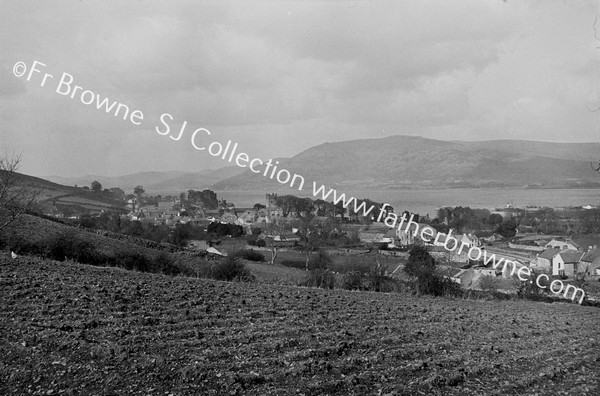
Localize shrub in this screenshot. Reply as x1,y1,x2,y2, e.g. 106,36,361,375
367,266,400,292
43,231,108,266
327,257,374,274
115,250,152,272
232,249,265,262
302,269,336,289
516,275,546,300
479,275,500,293
414,270,462,297
308,249,332,269
341,271,366,290
281,259,317,270
153,251,181,276
212,256,255,282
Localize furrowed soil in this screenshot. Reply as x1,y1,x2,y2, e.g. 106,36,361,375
1,253,599,395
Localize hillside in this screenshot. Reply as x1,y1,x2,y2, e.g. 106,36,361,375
2,253,599,395
212,136,600,190
4,170,124,214
45,166,246,195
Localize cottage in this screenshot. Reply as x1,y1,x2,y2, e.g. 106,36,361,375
530,248,559,271
359,232,386,244
578,248,600,277
396,223,434,247
552,250,584,277
459,233,480,248
274,233,301,242
572,236,600,252
545,238,579,251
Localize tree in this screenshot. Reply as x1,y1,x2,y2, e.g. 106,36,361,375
487,213,503,225
495,218,518,238
134,185,145,198
91,180,102,193
404,245,436,278
298,218,333,271
403,245,460,297
0,154,40,232
263,221,287,265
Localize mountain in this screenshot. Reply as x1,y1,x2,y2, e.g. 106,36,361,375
211,135,600,190
45,166,246,194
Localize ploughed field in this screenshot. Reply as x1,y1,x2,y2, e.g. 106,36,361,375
1,254,600,395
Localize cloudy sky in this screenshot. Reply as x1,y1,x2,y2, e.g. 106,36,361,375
1,0,600,178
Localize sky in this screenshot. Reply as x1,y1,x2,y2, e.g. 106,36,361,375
1,0,600,178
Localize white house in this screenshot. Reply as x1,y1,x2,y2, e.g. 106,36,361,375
459,233,480,248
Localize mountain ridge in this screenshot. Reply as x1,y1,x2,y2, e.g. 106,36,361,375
211,135,600,190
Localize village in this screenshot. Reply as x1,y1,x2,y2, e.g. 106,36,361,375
54,185,598,302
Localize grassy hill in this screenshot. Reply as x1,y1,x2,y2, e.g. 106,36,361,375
5,170,126,215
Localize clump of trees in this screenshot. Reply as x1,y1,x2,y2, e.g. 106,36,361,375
404,245,462,297
79,213,209,246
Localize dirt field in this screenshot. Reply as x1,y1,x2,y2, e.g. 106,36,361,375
2,252,600,395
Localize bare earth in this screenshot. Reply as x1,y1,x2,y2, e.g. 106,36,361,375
1,253,599,395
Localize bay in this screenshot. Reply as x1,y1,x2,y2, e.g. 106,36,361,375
215,188,600,217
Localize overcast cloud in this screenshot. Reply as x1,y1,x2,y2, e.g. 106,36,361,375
1,0,600,177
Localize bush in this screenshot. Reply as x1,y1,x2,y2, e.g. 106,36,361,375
212,256,255,282
479,275,499,293
232,249,265,262
414,271,462,297
327,257,375,274
367,268,400,293
153,251,181,276
341,271,366,290
281,259,318,270
41,231,108,266
308,249,332,269
302,269,336,289
115,250,152,272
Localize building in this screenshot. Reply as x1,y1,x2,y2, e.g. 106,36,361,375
530,249,559,272
396,223,433,246
545,238,579,251
552,250,584,277
578,248,600,277
459,233,480,248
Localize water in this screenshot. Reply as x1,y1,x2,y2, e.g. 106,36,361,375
215,188,600,216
